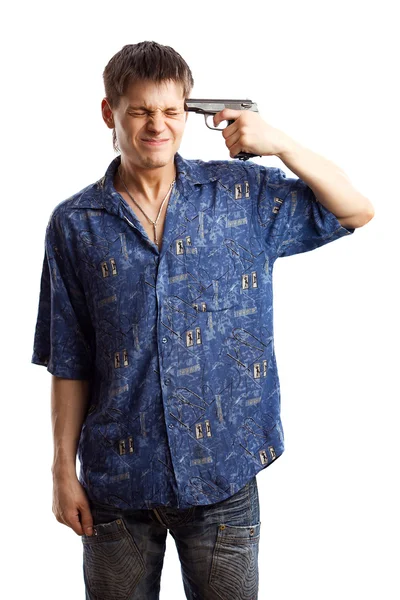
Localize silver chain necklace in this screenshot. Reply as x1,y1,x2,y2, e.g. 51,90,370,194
118,166,175,245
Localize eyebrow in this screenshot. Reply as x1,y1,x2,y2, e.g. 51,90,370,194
126,105,182,111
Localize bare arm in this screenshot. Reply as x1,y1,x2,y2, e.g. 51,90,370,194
51,376,90,475
51,376,94,536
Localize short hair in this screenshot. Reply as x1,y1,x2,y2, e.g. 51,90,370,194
103,41,194,152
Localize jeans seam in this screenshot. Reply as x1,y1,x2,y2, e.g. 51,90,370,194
247,479,252,524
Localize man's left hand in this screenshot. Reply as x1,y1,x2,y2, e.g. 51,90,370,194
213,109,292,159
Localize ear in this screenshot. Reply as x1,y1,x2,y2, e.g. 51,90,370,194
101,98,114,129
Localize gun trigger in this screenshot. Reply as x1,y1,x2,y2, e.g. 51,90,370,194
205,114,215,129
205,114,226,131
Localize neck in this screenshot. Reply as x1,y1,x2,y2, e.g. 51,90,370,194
117,156,176,204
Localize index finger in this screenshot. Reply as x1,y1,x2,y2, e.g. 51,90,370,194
213,108,242,127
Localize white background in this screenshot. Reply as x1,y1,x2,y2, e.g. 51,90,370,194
2,0,399,598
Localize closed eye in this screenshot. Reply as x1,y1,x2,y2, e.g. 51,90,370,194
128,108,183,117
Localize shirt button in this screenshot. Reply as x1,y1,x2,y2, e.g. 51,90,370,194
164,378,171,385
162,337,168,344
168,424,174,429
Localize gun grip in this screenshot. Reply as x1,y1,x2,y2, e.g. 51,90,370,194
235,152,259,161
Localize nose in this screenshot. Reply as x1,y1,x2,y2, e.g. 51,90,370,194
146,110,166,134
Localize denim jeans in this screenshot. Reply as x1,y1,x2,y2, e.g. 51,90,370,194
81,475,261,600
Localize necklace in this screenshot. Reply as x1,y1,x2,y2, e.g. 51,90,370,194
118,167,176,245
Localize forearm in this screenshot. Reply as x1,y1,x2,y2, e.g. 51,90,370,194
51,376,91,478
276,136,374,222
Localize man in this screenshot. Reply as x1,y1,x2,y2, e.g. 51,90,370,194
31,41,374,600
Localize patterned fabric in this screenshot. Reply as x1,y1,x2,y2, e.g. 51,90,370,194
31,153,355,509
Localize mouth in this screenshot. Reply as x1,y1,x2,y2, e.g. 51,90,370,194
141,139,170,146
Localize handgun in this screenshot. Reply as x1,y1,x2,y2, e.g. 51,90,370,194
184,98,260,161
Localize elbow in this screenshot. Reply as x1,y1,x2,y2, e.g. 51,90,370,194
340,207,375,229
352,197,376,228
362,197,376,225
362,208,375,226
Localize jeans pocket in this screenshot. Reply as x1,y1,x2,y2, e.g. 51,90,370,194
82,517,145,600
209,521,261,600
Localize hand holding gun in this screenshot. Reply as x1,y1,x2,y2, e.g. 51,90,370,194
184,99,261,161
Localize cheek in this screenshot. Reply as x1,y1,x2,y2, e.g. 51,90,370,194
120,117,142,133
173,121,186,137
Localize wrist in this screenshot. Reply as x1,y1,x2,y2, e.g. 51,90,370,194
52,464,77,480
52,454,77,479
274,132,301,161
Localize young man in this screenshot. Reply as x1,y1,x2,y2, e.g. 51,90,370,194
31,41,374,600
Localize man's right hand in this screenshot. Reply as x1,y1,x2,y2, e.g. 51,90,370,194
52,473,94,536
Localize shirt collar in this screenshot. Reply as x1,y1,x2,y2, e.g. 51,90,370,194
72,152,218,213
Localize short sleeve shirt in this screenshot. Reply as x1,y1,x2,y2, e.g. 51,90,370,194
31,153,355,509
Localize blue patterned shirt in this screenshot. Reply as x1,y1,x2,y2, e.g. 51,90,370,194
31,153,355,509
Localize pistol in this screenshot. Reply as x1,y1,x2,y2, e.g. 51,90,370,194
184,98,260,161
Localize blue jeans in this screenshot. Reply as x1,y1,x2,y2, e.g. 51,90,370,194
82,475,261,599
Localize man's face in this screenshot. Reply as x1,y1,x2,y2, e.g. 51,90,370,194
102,79,188,170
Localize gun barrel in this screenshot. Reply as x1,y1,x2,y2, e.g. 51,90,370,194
185,99,257,113
186,98,254,103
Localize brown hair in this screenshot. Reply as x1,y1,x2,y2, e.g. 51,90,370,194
103,41,194,152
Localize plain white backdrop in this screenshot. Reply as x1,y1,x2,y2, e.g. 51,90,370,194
2,0,399,598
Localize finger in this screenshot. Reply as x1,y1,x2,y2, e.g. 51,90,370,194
225,130,241,150
53,499,69,526
54,509,68,526
68,508,85,535
229,140,246,158
222,120,239,140
55,507,80,532
213,111,231,129
213,108,241,128
79,503,95,537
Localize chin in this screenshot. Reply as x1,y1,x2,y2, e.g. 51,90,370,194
140,151,175,169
